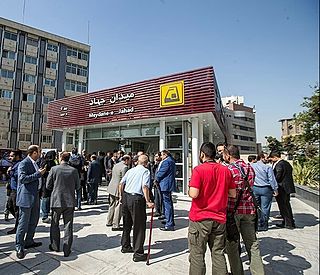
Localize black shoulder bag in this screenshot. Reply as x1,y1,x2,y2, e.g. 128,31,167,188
232,163,266,231
226,185,244,242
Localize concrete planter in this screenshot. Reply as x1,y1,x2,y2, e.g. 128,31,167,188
295,184,319,210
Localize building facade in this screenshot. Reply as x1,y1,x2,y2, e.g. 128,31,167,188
47,66,227,194
222,96,258,155
0,17,90,150
279,118,303,141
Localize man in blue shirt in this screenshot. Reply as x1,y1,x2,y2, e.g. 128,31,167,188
120,154,154,262
250,153,278,231
6,150,22,234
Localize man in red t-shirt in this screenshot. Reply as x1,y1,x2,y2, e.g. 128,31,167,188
188,142,236,275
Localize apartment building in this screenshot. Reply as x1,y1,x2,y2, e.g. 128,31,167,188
222,96,257,155
0,17,90,150
279,118,303,141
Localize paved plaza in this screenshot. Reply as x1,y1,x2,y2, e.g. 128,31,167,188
0,184,319,275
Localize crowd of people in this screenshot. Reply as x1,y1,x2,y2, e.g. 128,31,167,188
2,142,296,274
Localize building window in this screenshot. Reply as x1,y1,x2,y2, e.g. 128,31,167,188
65,80,87,93
20,113,33,121
25,56,37,65
47,43,58,52
26,37,38,47
42,135,52,143
44,78,56,87
22,93,35,102
76,82,87,93
24,74,36,83
1,69,14,79
19,133,32,142
77,65,87,77
0,90,13,99
43,96,54,104
4,31,17,41
2,50,16,59
67,47,88,61
0,110,10,120
66,63,77,74
46,61,57,70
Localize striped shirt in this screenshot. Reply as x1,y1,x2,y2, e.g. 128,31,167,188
227,159,256,215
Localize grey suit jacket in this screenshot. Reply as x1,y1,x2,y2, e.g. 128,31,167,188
107,161,129,197
46,162,80,208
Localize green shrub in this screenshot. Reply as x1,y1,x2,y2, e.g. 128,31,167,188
293,160,319,190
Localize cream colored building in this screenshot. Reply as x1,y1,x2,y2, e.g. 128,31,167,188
0,17,90,150
222,96,258,155
279,118,303,141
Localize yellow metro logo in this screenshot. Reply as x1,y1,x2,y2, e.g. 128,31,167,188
160,81,184,107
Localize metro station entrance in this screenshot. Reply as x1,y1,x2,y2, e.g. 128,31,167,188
78,121,189,193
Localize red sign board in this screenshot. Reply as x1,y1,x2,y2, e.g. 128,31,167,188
47,66,221,130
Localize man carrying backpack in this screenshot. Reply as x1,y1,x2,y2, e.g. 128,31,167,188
69,148,83,210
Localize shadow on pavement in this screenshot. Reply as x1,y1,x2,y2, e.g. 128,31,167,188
269,212,319,229
145,237,188,265
259,236,312,274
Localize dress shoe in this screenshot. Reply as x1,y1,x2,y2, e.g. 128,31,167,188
153,212,161,217
160,226,174,231
49,244,60,252
7,228,16,235
121,247,134,253
111,227,123,231
106,224,112,227
133,253,147,262
4,213,9,221
25,241,42,249
158,215,166,220
64,250,71,257
16,248,25,259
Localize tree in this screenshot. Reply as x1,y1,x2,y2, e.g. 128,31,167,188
295,85,320,145
265,136,283,153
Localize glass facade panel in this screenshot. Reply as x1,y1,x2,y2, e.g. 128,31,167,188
102,127,120,138
166,135,182,148
141,124,160,136
121,126,140,137
86,129,102,139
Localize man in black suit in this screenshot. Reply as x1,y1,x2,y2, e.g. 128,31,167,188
46,151,80,257
269,151,296,229
87,154,102,205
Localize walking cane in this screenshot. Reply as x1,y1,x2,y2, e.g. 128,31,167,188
146,207,154,265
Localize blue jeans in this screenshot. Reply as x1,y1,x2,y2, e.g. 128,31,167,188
41,197,50,219
253,186,273,230
76,189,82,208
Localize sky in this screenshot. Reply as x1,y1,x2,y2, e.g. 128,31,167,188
0,0,319,144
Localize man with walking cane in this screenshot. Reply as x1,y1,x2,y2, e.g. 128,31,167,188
120,154,154,262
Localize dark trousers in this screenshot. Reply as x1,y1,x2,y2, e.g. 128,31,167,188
88,182,98,202
275,186,295,227
121,192,146,257
15,193,40,250
81,179,88,201
161,191,174,228
154,186,163,215
7,190,19,230
50,207,74,254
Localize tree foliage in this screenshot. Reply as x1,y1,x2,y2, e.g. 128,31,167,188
265,136,283,153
